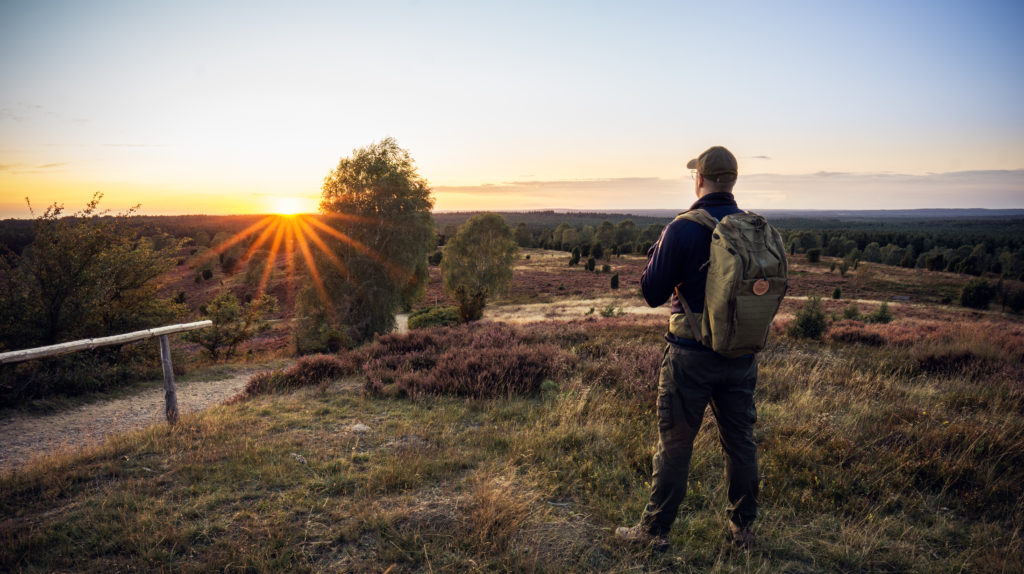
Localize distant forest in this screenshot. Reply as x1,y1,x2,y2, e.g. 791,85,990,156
3,210,1023,280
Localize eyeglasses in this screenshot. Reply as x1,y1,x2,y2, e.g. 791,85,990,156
689,169,698,181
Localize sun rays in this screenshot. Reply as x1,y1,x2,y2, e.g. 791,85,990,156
190,213,406,313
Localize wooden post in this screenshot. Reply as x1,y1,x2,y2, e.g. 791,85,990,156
158,335,179,424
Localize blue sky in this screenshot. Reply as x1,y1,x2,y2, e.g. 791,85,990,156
1,0,1022,216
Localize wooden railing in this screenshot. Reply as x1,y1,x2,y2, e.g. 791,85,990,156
0,321,213,423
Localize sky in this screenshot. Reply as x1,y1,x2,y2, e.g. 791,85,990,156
1,0,1022,217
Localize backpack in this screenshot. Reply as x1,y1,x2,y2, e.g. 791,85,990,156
669,209,788,357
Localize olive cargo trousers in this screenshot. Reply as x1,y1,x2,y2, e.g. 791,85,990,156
640,345,759,536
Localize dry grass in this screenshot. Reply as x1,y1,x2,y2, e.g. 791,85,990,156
3,261,1024,572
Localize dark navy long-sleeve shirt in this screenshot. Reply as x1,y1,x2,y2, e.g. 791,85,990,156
641,191,744,350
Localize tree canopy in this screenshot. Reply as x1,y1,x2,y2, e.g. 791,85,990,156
0,193,183,349
441,212,518,321
303,138,435,346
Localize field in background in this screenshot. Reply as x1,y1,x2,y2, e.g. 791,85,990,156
2,239,1023,571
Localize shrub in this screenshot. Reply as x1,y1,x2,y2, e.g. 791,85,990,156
601,264,611,273
865,301,894,324
235,354,360,400
825,320,885,346
0,193,184,351
610,273,619,289
186,291,278,361
361,323,573,398
408,306,461,329
428,250,443,266
841,302,862,320
806,248,822,263
959,277,996,310
585,256,596,271
788,295,827,340
832,286,841,299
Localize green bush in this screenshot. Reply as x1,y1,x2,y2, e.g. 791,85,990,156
610,273,619,289
959,278,996,310
408,306,461,329
186,291,278,361
832,286,842,299
841,302,861,320
788,295,827,340
806,248,822,263
865,301,894,324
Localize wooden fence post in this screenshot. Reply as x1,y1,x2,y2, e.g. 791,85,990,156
0,320,211,426
158,335,179,424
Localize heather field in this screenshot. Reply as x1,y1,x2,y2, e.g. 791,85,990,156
2,249,1023,572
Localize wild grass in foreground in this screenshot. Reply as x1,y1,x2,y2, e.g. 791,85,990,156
2,314,1022,572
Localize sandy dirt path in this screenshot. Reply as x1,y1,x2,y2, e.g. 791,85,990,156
0,374,252,475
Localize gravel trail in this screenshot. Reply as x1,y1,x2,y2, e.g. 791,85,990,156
0,374,252,475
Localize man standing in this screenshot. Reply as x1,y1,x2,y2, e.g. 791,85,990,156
616,146,759,551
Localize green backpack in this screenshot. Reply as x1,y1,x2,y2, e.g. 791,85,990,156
669,209,788,357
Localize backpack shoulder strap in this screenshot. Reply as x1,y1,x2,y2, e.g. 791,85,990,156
674,208,718,231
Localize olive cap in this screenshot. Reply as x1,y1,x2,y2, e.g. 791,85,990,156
686,146,737,182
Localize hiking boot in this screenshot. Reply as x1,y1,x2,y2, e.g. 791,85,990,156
728,521,755,550
614,524,669,552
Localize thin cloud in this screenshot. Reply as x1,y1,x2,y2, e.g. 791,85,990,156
433,171,1024,210
0,161,70,174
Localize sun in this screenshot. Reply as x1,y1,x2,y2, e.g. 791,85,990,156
270,196,306,215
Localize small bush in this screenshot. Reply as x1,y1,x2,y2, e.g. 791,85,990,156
186,291,278,361
865,301,894,324
601,264,611,273
610,273,619,289
788,295,827,340
832,286,841,299
806,248,822,263
826,320,885,346
960,278,996,310
585,256,596,271
362,323,573,398
408,306,461,329
235,354,360,400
